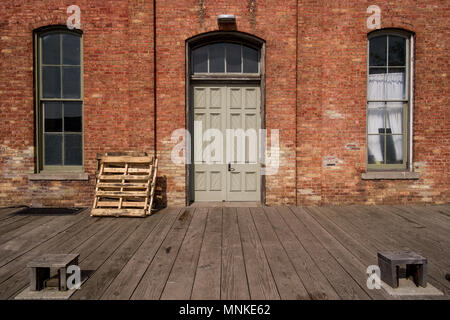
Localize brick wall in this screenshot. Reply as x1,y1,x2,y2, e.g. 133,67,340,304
296,0,449,205
0,0,448,207
0,1,155,206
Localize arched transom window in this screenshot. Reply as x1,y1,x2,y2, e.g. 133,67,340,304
192,42,259,74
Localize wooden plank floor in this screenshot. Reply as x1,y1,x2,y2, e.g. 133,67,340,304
0,204,448,300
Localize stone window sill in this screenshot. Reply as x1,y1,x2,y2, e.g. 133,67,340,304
28,172,89,181
361,171,420,180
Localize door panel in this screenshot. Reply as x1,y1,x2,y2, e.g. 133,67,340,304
226,85,260,201
192,84,260,202
193,85,227,201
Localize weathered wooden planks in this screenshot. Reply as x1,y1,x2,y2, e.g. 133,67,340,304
267,207,340,300
278,207,370,300
91,155,158,217
220,207,250,300
237,207,280,300
71,213,164,299
161,208,208,299
131,208,194,299
0,210,112,299
251,207,309,300
101,208,181,300
0,204,448,300
191,207,223,300
293,207,390,300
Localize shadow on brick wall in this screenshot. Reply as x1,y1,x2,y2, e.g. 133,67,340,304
154,176,167,210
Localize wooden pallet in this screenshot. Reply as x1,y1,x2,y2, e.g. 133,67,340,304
91,155,158,217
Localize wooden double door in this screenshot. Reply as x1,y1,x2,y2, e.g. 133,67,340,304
192,84,261,202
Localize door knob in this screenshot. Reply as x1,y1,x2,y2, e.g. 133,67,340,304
228,163,235,172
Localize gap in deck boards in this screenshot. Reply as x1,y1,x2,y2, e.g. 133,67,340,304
13,207,85,216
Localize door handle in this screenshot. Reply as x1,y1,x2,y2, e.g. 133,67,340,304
228,163,235,172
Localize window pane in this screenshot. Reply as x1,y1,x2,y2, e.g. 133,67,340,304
226,43,241,73
387,68,406,100
44,133,62,165
62,34,80,65
64,102,82,132
368,135,384,164
44,102,62,132
62,67,81,98
388,36,406,66
386,102,403,134
368,68,387,100
386,135,403,164
64,134,82,165
209,43,225,73
193,46,208,73
42,66,61,98
243,45,258,73
42,33,60,65
369,36,387,66
367,102,384,134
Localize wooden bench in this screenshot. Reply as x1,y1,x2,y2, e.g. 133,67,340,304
27,254,79,291
378,251,427,288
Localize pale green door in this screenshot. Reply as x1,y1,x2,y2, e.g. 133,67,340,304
193,84,261,202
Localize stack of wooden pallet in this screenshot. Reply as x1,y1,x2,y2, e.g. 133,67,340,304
91,155,158,217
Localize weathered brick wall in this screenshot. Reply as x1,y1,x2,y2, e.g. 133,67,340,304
154,0,297,205
0,0,448,207
296,0,449,205
0,1,155,207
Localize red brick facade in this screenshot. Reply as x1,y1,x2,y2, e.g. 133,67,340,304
0,1,448,207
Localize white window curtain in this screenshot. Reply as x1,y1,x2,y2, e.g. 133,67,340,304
368,72,404,163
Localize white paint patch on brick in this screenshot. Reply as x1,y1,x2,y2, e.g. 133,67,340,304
345,142,360,150
299,189,313,195
323,156,343,168
413,162,427,173
325,110,344,119
0,146,34,178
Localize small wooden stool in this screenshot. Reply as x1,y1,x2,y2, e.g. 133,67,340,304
378,251,427,288
27,254,79,291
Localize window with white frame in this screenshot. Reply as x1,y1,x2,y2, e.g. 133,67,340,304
367,30,412,170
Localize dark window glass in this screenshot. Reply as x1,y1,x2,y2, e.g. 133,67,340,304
388,36,406,66
225,43,241,73
42,66,61,98
193,46,208,73
369,36,387,66
62,34,80,65
64,134,82,165
44,133,62,165
64,102,82,132
42,34,60,65
243,46,258,73
209,43,225,73
386,135,403,164
40,31,83,168
44,102,62,132
369,67,387,75
62,67,81,98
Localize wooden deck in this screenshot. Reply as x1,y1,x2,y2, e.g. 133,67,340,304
0,204,448,300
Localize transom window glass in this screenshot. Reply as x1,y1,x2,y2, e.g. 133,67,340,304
192,42,259,74
367,33,410,169
37,29,83,170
